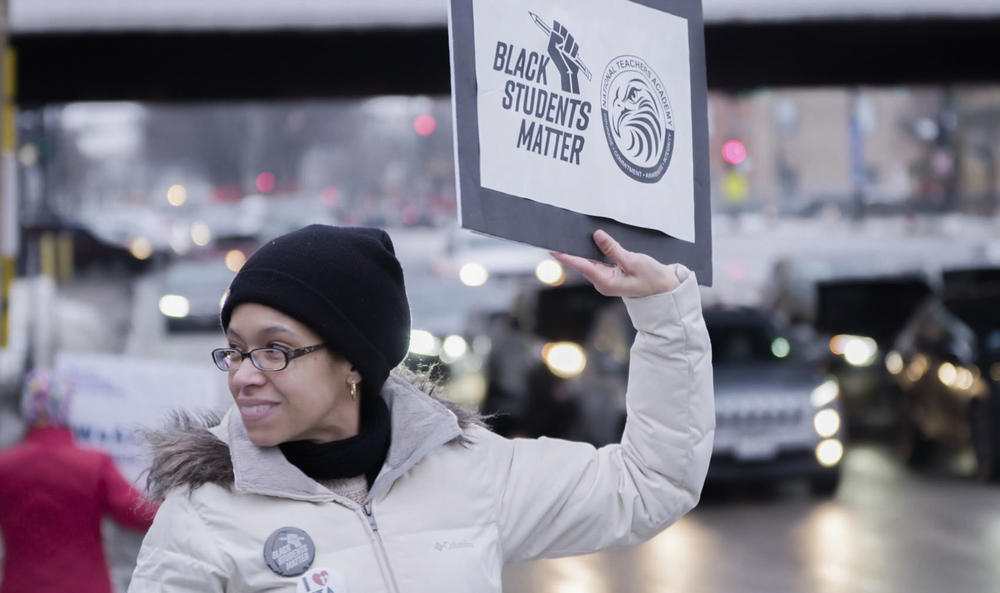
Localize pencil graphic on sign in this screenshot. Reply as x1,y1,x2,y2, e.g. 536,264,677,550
528,11,593,82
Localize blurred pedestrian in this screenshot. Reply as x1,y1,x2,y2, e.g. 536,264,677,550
129,225,714,592
480,311,532,437
0,368,158,593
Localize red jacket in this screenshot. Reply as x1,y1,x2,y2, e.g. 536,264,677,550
0,426,158,593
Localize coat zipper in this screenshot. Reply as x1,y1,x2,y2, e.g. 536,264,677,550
362,502,402,593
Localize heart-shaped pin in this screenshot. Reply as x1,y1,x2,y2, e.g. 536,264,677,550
312,571,329,586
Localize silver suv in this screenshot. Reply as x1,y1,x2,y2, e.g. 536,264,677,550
706,308,844,496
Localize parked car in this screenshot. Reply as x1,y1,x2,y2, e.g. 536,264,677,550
888,266,1000,481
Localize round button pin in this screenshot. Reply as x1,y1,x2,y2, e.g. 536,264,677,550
263,526,316,577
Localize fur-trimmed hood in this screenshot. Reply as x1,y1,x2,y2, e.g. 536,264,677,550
141,373,484,503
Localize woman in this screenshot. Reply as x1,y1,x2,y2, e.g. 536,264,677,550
0,369,158,593
128,224,714,592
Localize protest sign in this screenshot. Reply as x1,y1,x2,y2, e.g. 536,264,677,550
449,0,712,283
56,351,230,484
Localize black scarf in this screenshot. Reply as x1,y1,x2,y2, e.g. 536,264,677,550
279,394,391,487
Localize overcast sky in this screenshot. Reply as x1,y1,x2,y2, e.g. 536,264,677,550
12,0,1000,33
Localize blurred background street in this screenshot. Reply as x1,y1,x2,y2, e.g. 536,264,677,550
505,443,1000,593
2,1,1000,592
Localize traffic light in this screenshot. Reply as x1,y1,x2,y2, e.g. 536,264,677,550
413,114,436,137
720,139,749,204
255,172,276,193
722,139,747,166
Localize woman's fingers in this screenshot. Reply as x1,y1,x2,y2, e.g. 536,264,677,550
550,250,613,291
551,230,683,297
592,229,623,262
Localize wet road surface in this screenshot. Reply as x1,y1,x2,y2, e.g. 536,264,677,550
503,444,1000,593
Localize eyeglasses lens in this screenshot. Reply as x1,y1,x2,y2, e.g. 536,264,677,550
212,349,238,371
253,349,287,371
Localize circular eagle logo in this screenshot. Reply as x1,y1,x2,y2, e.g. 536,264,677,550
600,55,675,183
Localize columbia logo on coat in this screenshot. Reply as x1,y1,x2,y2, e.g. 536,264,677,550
434,540,475,551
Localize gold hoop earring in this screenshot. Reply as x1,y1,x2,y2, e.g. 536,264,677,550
350,382,359,402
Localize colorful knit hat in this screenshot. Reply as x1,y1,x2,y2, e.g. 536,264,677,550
20,368,74,426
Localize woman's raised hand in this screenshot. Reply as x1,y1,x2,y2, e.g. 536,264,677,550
550,230,683,298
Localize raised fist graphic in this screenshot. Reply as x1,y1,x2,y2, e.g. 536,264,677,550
548,21,581,94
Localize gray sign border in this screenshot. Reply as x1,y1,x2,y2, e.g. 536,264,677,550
449,0,712,285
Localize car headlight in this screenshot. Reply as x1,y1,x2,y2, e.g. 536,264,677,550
158,294,190,318
771,337,791,359
409,329,441,357
542,342,587,378
813,409,841,438
459,262,488,287
905,354,929,381
225,249,247,272
885,350,904,375
829,334,878,367
440,335,468,363
535,259,565,286
129,236,153,260
937,362,978,391
815,439,844,467
811,379,839,408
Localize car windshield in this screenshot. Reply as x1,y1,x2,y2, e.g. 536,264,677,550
985,330,1000,354
406,274,519,336
706,313,792,365
164,260,233,286
944,293,1000,346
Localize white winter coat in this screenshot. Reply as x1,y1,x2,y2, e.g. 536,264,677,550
128,271,714,592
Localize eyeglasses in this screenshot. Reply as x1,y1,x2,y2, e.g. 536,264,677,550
211,344,325,372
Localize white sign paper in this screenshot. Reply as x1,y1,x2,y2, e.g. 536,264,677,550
473,0,694,242
56,352,230,484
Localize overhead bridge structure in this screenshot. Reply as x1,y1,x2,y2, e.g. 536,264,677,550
10,0,1000,104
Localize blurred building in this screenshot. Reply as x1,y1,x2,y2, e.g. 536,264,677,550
709,87,1000,218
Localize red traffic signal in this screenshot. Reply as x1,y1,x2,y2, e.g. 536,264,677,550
414,114,436,137
722,140,747,166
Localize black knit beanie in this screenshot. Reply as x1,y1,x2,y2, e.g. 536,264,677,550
220,224,410,397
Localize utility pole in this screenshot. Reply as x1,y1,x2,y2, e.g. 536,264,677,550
0,0,14,348
847,89,868,222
